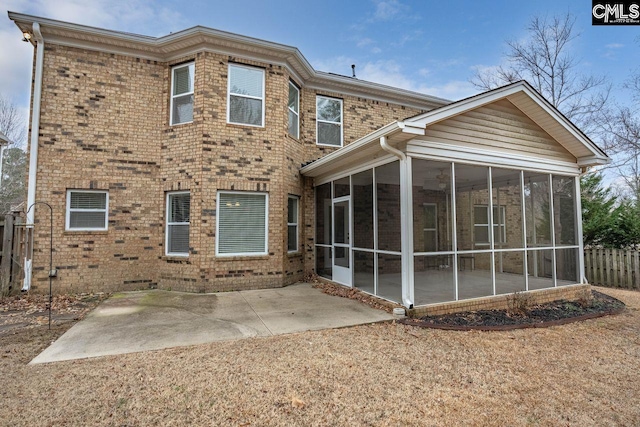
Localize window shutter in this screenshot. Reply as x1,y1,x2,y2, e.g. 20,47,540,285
218,193,267,255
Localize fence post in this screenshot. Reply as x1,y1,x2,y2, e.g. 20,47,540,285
0,214,14,295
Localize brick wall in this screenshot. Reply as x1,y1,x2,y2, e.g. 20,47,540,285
28,43,427,294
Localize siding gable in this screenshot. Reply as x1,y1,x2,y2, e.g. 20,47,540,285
423,99,576,162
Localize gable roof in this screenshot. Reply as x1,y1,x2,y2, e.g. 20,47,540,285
301,81,609,178
405,80,608,165
8,12,449,111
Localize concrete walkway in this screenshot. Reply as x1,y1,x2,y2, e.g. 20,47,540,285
30,283,395,364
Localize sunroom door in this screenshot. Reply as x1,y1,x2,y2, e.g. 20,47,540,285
332,196,352,286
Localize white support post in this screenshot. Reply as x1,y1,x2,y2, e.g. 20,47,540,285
451,163,459,301
520,171,529,291
399,157,414,308
548,174,557,286
487,167,496,296
575,176,586,283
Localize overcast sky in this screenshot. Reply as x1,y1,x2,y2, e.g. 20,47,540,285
1,0,638,137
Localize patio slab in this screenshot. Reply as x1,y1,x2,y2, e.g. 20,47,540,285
30,283,394,364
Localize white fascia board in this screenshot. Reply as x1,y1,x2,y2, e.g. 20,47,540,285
512,86,609,160
300,121,424,177
407,139,581,175
577,156,611,167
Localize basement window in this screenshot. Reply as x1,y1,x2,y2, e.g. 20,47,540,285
66,190,109,231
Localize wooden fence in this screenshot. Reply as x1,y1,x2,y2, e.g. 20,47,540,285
584,248,640,290
0,213,26,295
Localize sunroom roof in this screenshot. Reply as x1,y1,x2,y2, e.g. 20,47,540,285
301,81,609,178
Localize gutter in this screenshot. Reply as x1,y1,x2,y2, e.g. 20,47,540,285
379,135,414,309
23,22,44,291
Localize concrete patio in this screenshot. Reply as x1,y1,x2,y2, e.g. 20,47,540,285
30,283,395,364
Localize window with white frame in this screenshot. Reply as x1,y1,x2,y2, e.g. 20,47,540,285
216,192,268,255
288,195,299,252
423,203,438,252
66,190,108,231
166,192,190,256
316,96,342,146
288,82,300,139
228,64,265,126
170,62,194,125
474,205,506,246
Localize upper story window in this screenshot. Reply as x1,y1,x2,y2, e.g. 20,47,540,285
288,82,300,139
316,96,343,147
170,62,194,125
166,192,190,256
66,190,109,231
228,64,265,127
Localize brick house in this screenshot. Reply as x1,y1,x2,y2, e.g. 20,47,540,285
10,12,608,309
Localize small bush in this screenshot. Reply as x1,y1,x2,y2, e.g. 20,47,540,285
507,292,532,316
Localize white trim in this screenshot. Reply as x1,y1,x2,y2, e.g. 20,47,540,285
575,176,586,284
65,190,109,231
215,190,269,257
169,62,195,126
165,191,190,257
288,81,300,139
407,139,581,175
227,63,265,128
312,155,396,187
287,194,299,253
520,170,529,291
316,95,343,147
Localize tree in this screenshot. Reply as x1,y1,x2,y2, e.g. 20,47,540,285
580,172,616,246
471,12,610,133
0,94,27,214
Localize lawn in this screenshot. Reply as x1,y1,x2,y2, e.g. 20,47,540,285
1,287,639,426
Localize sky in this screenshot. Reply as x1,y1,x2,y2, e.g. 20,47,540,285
1,0,639,143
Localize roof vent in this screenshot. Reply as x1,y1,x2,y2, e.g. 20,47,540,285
351,64,356,78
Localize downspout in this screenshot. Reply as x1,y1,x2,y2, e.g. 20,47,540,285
23,22,44,291
379,134,414,309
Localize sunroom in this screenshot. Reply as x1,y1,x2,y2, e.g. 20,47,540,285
301,82,609,308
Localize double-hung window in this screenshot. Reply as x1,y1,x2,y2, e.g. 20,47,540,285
216,191,268,256
288,82,300,138
170,62,194,125
166,192,190,256
316,96,343,147
288,195,299,253
474,205,506,246
228,64,265,126
66,190,108,231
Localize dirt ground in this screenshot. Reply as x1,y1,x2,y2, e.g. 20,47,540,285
1,286,639,426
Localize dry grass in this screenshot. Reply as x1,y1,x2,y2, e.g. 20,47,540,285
1,286,639,426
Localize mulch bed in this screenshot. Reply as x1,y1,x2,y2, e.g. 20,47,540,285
401,291,626,331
